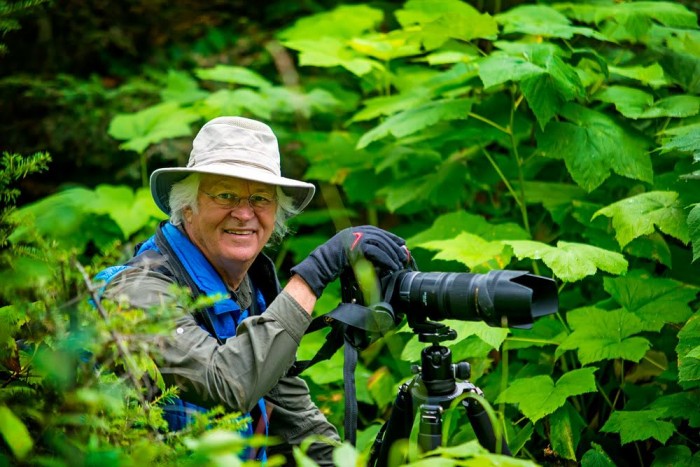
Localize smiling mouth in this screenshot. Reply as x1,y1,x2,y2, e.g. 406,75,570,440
223,229,255,236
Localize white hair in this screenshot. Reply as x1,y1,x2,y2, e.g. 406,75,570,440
168,173,298,244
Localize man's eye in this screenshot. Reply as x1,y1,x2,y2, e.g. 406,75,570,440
250,194,272,204
217,193,237,201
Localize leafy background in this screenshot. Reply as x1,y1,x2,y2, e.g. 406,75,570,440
1,0,699,465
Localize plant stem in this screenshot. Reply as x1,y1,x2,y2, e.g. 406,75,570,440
481,146,523,211
75,261,156,429
468,112,510,134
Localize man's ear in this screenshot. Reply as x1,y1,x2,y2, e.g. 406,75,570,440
183,206,193,223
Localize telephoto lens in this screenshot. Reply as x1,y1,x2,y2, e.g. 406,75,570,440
390,270,558,328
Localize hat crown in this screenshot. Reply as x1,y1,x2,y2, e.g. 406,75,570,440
149,116,315,215
189,116,281,175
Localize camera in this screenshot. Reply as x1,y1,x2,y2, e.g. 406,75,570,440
341,267,558,331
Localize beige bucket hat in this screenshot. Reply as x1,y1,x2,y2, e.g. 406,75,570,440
150,116,316,214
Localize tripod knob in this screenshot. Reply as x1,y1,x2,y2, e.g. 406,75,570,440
454,362,471,380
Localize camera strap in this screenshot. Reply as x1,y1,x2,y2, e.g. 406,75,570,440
288,301,396,445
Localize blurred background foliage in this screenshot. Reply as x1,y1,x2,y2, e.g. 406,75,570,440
1,0,700,465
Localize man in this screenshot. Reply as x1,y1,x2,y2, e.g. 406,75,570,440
98,116,410,464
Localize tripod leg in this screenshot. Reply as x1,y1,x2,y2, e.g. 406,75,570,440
368,383,413,467
417,404,442,454
466,398,511,456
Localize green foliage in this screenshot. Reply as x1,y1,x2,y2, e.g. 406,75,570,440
3,0,700,465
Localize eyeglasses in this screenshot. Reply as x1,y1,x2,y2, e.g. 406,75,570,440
202,191,277,210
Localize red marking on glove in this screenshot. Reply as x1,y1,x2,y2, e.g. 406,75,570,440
350,232,363,251
402,245,412,264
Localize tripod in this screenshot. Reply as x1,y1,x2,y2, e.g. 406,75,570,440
367,321,511,466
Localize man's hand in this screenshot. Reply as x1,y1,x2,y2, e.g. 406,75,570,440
290,225,410,298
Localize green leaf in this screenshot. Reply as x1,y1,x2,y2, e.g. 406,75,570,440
559,307,651,365
603,270,698,332
447,320,510,350
278,4,383,41
92,185,165,238
661,123,700,158
679,345,700,382
349,32,422,61
550,402,586,461
407,211,530,245
594,85,654,119
597,87,700,120
652,445,700,467
418,232,509,270
199,89,274,121
517,181,586,224
649,392,700,428
478,53,544,89
505,240,628,283
580,442,616,467
593,191,690,248
194,65,272,88
357,98,473,148
0,406,33,460
495,367,597,422
688,204,700,262
160,69,209,104
537,103,653,192
282,37,378,76
496,4,604,40
108,102,200,153
395,0,498,50
520,49,585,129
601,409,675,444
608,63,669,88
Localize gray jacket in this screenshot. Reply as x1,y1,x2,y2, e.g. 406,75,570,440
103,236,340,464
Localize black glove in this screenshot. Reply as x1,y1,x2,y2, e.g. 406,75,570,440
290,225,411,298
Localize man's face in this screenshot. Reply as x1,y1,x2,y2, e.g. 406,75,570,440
184,174,277,276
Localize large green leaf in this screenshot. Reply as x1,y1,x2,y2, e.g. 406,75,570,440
495,367,597,422
108,102,200,153
601,410,675,444
550,402,586,461
537,103,653,192
516,181,586,224
496,4,604,40
349,32,422,61
199,89,275,121
661,123,700,158
521,48,585,129
160,70,209,104
194,65,272,88
478,53,544,89
0,405,33,460
603,270,697,332
596,87,700,119
593,191,690,248
608,63,669,89
652,446,700,467
356,98,473,148
418,232,510,270
395,0,498,50
649,392,700,428
558,307,651,365
504,240,627,282
407,211,530,245
278,4,383,41
282,37,378,76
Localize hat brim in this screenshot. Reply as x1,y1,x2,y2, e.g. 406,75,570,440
150,164,316,215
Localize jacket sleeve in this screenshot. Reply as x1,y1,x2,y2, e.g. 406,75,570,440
265,375,341,466
103,267,313,413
